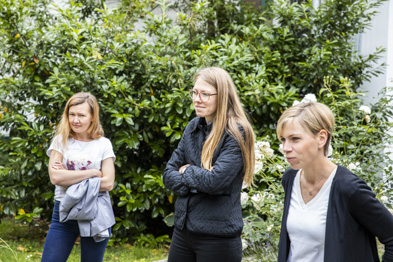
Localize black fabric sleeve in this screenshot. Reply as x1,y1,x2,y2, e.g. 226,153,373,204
162,128,190,196
181,133,243,194
347,177,393,261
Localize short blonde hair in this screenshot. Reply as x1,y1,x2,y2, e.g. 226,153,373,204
276,102,334,156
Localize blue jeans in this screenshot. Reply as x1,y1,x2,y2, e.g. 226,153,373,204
168,227,242,262
41,201,110,262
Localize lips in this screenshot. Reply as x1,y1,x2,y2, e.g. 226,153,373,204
286,157,295,163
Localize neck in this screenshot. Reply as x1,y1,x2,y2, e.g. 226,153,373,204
205,117,214,124
73,133,93,142
302,158,336,185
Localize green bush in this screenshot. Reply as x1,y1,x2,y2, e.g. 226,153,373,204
0,0,391,249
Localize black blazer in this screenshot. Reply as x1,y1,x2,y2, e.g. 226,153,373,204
278,165,393,262
163,117,244,237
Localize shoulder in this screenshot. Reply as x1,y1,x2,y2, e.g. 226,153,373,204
95,137,116,159
183,117,201,134
334,165,364,185
96,136,111,143
281,168,297,193
188,117,201,128
235,122,245,132
96,136,114,147
49,134,64,150
282,168,297,182
333,165,372,197
222,121,246,142
51,134,63,145
233,123,246,139
282,168,297,183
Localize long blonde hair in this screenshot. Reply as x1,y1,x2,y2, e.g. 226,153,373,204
55,92,104,148
194,67,255,186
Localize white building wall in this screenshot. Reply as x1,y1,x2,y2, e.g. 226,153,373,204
386,0,393,90
359,0,393,104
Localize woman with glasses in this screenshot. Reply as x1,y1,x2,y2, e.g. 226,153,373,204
163,67,255,262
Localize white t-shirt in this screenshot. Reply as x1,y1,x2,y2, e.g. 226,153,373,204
47,136,116,201
286,168,337,262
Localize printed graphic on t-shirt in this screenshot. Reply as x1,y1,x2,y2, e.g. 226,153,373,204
66,158,92,170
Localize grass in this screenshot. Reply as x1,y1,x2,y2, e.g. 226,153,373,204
0,216,386,262
0,218,168,262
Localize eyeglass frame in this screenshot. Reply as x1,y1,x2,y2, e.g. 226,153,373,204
189,89,218,102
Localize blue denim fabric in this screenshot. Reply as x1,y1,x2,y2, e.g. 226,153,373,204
41,201,110,262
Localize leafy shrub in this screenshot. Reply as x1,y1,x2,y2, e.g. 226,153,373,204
0,0,391,249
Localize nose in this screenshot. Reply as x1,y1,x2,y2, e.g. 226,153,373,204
193,93,202,103
282,142,292,153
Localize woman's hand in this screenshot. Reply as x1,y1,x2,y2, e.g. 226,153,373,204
178,164,214,174
179,164,190,174
52,161,102,177
48,150,103,186
52,161,66,170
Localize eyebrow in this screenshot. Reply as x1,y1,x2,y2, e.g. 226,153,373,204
193,88,214,92
281,133,302,139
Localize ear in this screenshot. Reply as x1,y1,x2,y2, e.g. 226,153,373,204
317,130,328,149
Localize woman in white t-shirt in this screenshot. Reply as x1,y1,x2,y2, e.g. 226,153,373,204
276,102,393,262
41,92,116,262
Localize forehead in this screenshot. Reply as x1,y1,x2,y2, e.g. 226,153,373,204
193,79,216,92
69,102,90,113
280,119,309,137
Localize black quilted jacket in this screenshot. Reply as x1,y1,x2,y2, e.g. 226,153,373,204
163,117,244,237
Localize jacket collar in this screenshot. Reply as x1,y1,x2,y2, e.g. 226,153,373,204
190,117,213,134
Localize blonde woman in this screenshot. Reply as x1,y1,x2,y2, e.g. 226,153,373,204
41,92,115,262
277,102,393,262
163,67,255,262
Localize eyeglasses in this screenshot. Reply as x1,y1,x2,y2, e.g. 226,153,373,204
189,90,217,102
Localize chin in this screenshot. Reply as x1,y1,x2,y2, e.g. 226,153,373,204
289,163,301,170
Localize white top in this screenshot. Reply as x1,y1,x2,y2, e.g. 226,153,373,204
47,136,116,201
287,168,337,262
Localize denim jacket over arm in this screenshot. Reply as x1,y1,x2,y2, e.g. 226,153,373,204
59,177,116,242
163,117,245,237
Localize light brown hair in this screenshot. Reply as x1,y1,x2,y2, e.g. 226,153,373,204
55,92,104,148
194,67,255,186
